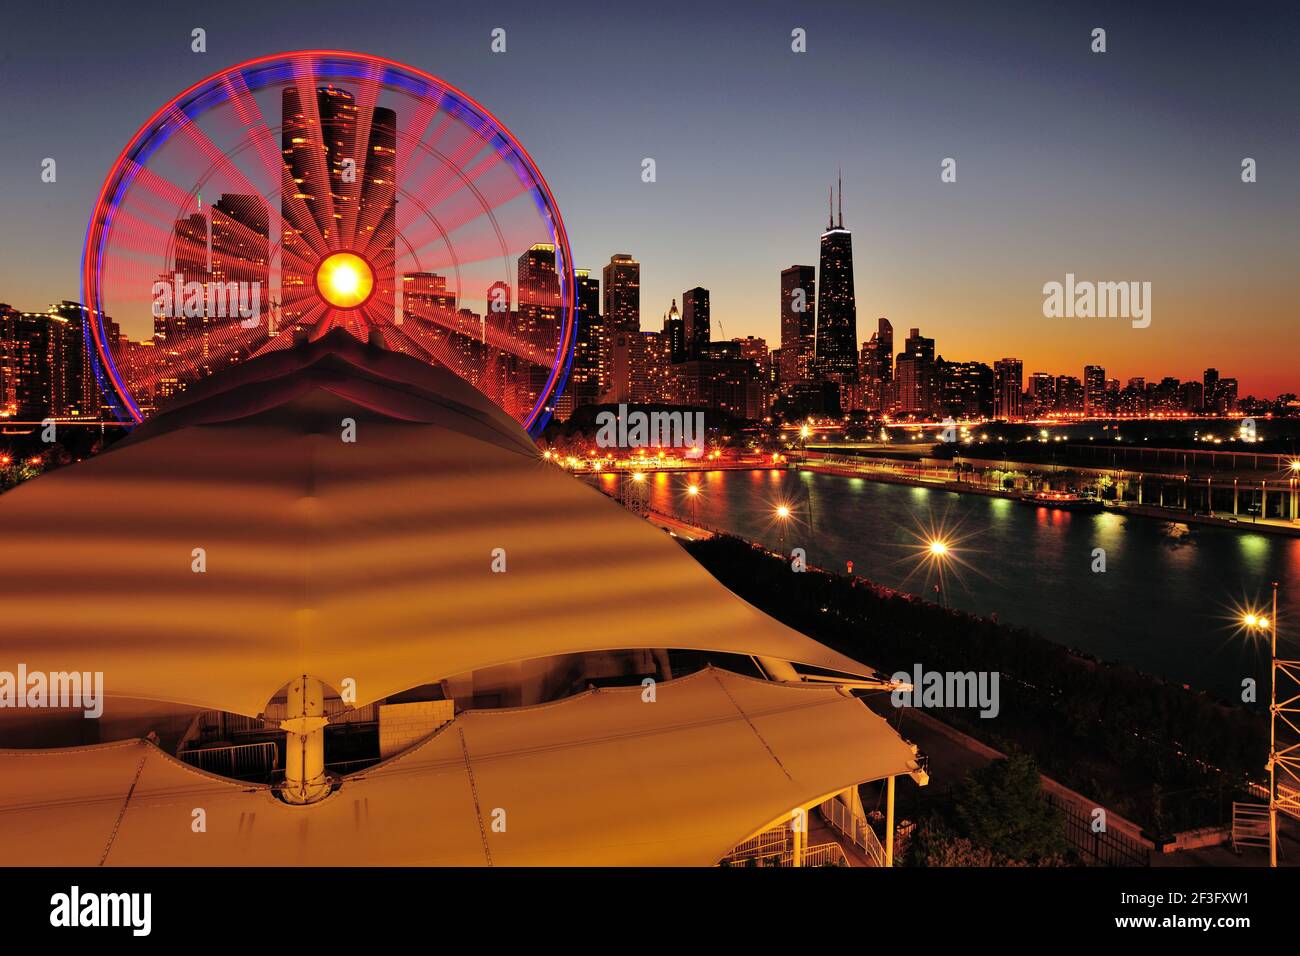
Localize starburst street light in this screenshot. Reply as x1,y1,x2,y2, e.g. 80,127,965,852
1236,582,1299,869
891,509,986,610
774,503,792,550
685,482,700,525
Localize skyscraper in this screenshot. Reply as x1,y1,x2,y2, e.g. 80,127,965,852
814,177,858,383
210,193,270,349
1203,367,1220,412
0,308,56,418
779,265,816,387
937,360,994,420
210,195,269,301
1083,365,1106,416
994,358,1024,420
602,254,640,333
399,272,460,370
662,298,685,363
682,287,710,358
569,269,603,408
1027,372,1056,416
517,244,561,341
515,243,563,417
859,317,893,407
894,327,935,416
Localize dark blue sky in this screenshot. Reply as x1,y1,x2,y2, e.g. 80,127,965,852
1,0,1297,392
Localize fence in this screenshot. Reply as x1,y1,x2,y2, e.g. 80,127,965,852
180,741,278,780
1047,793,1150,866
1231,802,1270,853
719,827,849,867
1246,781,1300,822
720,825,789,865
793,843,848,867
195,702,380,739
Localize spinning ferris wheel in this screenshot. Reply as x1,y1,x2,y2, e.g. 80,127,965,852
82,50,576,435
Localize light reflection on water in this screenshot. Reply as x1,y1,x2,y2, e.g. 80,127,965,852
603,468,1300,699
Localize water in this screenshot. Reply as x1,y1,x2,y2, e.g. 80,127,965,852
599,469,1300,700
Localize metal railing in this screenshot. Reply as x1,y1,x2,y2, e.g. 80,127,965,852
180,741,278,780
1231,801,1271,852
797,842,849,867
720,825,790,865
194,702,381,740
719,829,848,867
820,797,886,867
1246,781,1300,822
1046,793,1150,866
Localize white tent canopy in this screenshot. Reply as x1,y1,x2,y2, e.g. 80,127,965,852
0,668,918,866
0,331,872,717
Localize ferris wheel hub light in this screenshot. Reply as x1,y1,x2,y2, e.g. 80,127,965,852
315,252,375,309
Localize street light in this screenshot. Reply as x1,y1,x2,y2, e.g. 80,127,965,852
625,471,647,515
686,482,700,525
1242,582,1285,868
775,504,791,550
927,539,953,606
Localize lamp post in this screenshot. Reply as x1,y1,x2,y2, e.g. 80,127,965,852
1271,580,1279,868
775,504,791,551
686,482,700,526
929,539,949,607
630,471,647,516
1244,581,1283,867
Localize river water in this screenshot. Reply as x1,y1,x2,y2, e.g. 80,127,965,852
598,468,1300,700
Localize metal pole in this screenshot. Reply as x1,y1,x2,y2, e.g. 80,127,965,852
1271,580,1279,868
885,775,896,867
792,808,804,867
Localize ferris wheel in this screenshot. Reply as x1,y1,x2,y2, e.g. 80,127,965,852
82,50,576,435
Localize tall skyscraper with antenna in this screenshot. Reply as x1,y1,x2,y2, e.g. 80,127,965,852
814,173,858,383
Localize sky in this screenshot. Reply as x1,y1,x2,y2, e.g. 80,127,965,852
1,0,1297,395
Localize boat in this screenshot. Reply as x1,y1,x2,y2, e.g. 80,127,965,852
1022,490,1106,512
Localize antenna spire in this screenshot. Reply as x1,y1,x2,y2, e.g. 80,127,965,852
828,185,833,230
837,169,843,228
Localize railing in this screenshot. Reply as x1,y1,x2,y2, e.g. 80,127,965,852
797,842,849,867
192,702,381,740
720,825,790,865
1231,802,1271,852
820,796,886,867
1046,793,1150,866
719,829,848,867
1246,781,1300,822
180,741,278,780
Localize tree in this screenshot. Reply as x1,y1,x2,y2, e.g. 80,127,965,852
951,753,1068,861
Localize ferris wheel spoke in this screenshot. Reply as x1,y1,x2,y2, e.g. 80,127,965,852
390,97,448,187
382,164,528,270
288,63,342,252
220,70,334,262
338,72,385,250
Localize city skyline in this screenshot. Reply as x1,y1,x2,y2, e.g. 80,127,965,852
1,1,1297,396
1,9,1298,896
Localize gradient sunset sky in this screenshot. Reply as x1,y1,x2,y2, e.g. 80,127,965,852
1,0,1297,395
